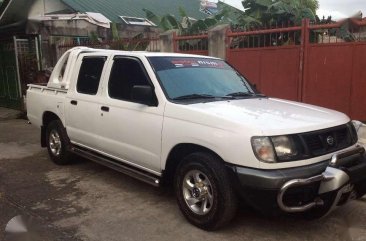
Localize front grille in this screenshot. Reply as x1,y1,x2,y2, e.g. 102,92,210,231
335,128,349,146
301,123,356,157
305,135,323,151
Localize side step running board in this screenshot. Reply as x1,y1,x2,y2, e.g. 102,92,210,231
71,146,160,187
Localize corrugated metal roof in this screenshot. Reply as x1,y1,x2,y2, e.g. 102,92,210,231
61,0,209,23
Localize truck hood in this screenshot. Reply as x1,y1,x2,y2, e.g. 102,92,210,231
170,98,350,136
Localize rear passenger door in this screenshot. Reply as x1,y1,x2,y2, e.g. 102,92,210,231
95,56,164,173
66,55,108,149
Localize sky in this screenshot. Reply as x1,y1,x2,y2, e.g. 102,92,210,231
221,0,366,20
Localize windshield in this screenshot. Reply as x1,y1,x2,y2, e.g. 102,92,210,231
148,57,260,101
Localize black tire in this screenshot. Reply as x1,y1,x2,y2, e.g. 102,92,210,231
174,152,238,230
45,120,72,165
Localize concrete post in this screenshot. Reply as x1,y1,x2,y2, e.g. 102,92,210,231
159,29,179,53
208,24,230,59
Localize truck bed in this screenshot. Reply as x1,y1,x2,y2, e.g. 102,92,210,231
27,84,68,128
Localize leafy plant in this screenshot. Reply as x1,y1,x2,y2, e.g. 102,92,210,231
143,7,229,35
111,22,120,41
229,0,319,47
143,6,230,51
108,23,153,51
143,9,183,32
239,0,318,28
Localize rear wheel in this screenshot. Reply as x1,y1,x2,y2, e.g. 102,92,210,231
175,152,237,230
46,120,72,165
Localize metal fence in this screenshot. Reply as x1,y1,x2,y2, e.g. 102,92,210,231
173,32,209,56
16,38,40,93
0,36,40,109
229,23,302,49
304,20,366,120
225,19,366,120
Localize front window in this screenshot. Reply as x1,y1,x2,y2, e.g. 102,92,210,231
148,56,261,102
108,57,151,102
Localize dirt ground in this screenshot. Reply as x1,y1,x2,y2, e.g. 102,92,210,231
1,119,366,241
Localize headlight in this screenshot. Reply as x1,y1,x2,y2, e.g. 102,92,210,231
251,137,276,163
271,135,299,161
251,135,301,163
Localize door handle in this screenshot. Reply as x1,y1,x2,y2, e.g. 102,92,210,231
101,106,109,112
70,100,77,105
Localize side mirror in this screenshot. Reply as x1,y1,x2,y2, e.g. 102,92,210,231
131,85,157,106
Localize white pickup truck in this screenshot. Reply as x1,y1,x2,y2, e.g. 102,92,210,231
27,47,366,230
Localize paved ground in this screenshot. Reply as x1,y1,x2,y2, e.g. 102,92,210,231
0,107,22,121
1,119,366,241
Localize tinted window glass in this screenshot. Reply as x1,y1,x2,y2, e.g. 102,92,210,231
76,57,105,95
148,57,254,100
108,58,150,101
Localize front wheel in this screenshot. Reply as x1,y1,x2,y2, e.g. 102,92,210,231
175,152,238,230
45,120,72,165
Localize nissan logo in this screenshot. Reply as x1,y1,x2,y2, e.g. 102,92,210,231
326,136,335,146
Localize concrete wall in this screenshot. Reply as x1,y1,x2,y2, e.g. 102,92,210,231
158,25,230,58
159,30,178,53
39,19,101,67
41,19,100,37
208,24,229,59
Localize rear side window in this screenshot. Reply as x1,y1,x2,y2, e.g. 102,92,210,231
108,57,151,101
76,57,106,95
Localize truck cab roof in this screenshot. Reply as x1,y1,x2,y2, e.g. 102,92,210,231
47,47,218,90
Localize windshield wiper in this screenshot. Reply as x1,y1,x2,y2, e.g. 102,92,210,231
225,92,255,97
173,94,235,101
225,92,266,98
173,94,217,100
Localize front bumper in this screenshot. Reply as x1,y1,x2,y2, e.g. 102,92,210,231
229,145,366,214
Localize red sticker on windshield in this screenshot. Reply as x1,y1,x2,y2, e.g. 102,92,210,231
171,59,225,68
171,60,199,67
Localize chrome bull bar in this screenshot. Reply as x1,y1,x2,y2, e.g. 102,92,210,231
277,145,365,213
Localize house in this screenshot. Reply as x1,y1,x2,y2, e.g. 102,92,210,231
318,15,366,43
350,17,366,40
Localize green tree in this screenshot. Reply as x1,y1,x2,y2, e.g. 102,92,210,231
143,8,183,32
143,7,230,51
300,0,319,15
239,0,319,28
143,7,229,34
